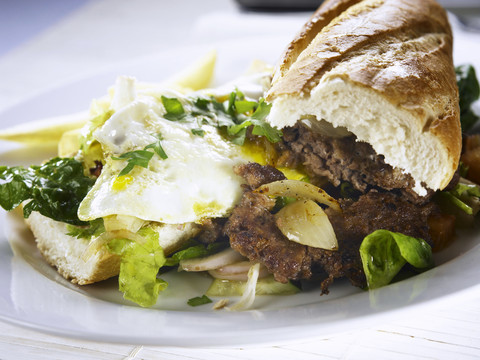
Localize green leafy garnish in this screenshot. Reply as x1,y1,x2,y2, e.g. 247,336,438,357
144,133,168,159
0,157,95,225
161,96,186,121
187,295,212,307
112,133,168,176
161,90,282,146
359,230,433,289
456,64,480,132
191,128,205,137
165,241,226,267
438,181,480,216
107,227,167,307
66,218,105,239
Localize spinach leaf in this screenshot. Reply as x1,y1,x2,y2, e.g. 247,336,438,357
359,230,433,289
0,157,95,225
456,64,480,132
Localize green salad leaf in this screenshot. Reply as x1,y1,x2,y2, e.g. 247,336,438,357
359,230,433,289
0,157,95,225
437,181,480,216
66,218,105,239
107,228,167,307
456,64,480,132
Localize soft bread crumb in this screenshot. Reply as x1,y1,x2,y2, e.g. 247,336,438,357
25,212,201,285
269,76,451,194
25,212,120,285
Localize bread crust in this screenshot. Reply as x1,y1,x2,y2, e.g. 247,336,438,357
267,0,461,191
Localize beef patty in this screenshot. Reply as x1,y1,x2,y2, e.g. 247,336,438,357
274,122,434,204
224,163,438,293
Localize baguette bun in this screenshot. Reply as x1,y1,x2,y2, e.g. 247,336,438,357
25,212,200,285
266,0,461,195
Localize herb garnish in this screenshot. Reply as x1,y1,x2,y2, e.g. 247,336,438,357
112,133,168,177
161,90,282,145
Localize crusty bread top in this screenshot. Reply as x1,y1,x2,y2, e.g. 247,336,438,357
267,0,461,194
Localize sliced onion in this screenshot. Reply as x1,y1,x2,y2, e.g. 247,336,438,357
81,229,144,262
103,215,145,233
81,235,109,262
255,179,341,212
208,261,270,281
275,199,338,250
179,248,245,272
227,263,260,311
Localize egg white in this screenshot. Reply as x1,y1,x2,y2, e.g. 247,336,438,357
78,76,253,224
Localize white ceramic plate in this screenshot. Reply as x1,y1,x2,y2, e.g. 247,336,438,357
0,36,479,347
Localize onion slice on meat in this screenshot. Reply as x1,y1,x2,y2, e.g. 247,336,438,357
255,179,341,212
275,199,338,250
208,261,270,281
179,248,246,272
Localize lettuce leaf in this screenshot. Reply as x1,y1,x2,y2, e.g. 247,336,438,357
107,228,167,307
359,230,433,289
0,157,95,225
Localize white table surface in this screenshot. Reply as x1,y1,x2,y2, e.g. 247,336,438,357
0,0,480,358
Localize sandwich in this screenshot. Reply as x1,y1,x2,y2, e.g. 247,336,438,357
0,0,478,309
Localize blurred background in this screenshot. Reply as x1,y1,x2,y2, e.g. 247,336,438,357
0,0,479,114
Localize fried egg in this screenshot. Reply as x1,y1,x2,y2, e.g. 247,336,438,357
77,75,268,224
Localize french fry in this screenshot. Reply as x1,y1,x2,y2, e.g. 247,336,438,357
0,111,89,145
0,50,218,147
163,49,217,91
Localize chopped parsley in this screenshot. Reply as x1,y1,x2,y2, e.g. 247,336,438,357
161,90,282,146
112,133,168,177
